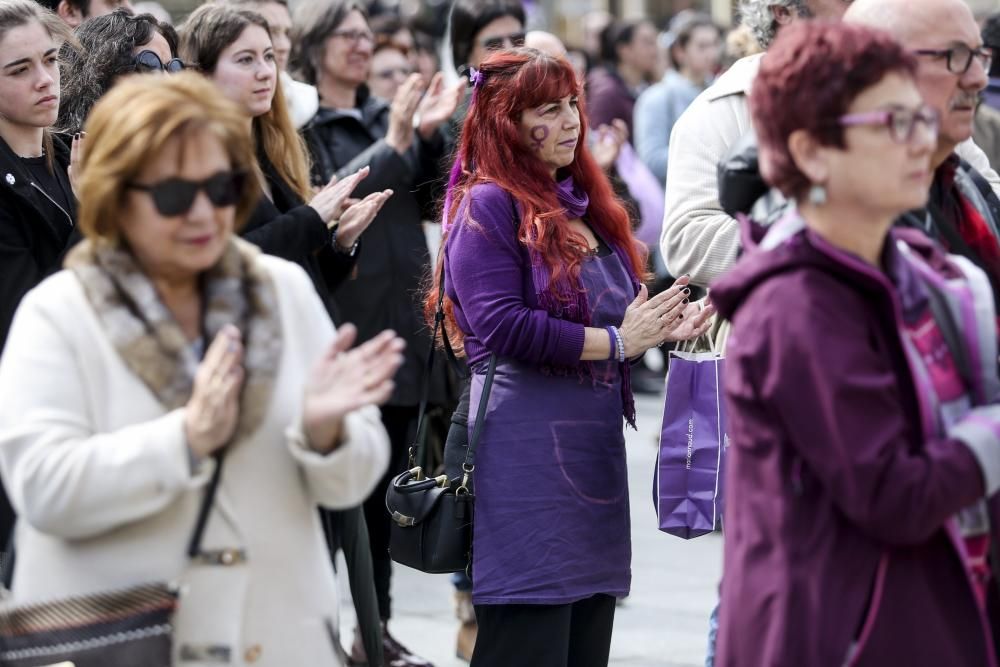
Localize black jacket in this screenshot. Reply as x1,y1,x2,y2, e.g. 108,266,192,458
303,88,452,407
0,132,79,544
241,149,357,322
0,133,78,353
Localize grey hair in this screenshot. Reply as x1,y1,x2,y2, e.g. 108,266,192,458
738,0,811,50
290,0,367,86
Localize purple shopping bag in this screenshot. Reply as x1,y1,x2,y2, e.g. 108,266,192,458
654,350,729,539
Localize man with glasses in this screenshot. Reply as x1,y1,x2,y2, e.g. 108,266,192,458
447,0,525,76
848,0,1000,309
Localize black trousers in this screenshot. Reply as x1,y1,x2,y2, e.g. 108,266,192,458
364,404,420,620
471,594,617,667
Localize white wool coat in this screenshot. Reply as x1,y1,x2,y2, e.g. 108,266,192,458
0,255,390,666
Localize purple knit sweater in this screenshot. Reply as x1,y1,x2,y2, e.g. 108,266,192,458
444,182,587,368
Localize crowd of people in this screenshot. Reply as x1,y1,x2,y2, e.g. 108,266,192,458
2,0,1000,665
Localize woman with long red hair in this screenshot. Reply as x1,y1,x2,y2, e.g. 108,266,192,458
432,48,714,666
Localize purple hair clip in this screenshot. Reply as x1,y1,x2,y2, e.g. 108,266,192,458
468,67,484,89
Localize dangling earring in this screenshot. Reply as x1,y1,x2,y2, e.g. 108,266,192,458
808,183,827,206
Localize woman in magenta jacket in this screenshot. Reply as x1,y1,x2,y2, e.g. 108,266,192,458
712,21,1000,666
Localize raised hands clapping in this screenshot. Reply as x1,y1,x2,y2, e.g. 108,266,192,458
302,324,405,453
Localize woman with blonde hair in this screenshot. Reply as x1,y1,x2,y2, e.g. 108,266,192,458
180,3,389,317
0,71,402,665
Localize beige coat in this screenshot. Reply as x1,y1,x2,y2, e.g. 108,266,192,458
660,53,1000,288
0,255,390,666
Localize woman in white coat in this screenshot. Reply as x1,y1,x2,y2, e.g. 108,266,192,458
0,72,401,665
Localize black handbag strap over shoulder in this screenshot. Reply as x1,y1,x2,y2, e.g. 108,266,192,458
413,254,495,475
186,451,226,559
463,354,497,475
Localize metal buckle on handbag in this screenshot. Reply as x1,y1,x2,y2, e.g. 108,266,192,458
179,644,232,663
458,463,475,495
192,548,246,566
392,511,416,528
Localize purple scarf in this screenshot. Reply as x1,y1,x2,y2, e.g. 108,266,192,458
531,176,641,428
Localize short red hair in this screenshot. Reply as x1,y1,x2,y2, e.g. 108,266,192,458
750,21,918,198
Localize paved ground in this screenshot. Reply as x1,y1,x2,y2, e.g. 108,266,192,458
336,392,723,666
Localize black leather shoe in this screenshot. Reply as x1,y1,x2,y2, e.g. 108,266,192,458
349,622,435,667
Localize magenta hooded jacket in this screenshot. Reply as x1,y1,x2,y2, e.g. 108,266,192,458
710,212,1000,667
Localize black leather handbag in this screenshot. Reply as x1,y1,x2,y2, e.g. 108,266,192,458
385,269,496,575
0,452,228,667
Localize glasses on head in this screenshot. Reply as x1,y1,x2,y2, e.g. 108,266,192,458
127,170,246,217
915,44,993,75
373,66,413,80
481,32,526,51
838,105,940,144
331,29,375,45
134,50,185,74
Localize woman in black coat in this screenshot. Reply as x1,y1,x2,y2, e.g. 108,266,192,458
180,4,389,317
291,2,462,664
0,0,81,557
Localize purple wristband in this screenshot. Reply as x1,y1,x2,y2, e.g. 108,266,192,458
606,326,617,361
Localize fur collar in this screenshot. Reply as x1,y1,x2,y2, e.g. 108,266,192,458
65,237,282,443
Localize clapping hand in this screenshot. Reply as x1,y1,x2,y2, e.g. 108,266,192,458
310,166,370,228
385,74,425,155
662,297,716,343
68,132,86,198
416,72,463,140
302,324,406,453
591,119,628,172
184,325,244,460
334,189,393,249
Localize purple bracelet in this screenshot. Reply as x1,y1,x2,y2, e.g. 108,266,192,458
606,326,617,361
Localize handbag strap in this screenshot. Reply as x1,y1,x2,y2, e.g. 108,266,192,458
186,450,227,559
411,258,468,469
458,353,497,490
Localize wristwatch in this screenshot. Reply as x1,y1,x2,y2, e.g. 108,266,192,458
330,229,359,256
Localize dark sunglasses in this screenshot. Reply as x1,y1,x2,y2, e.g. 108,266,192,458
481,32,526,51
134,49,186,74
127,171,246,217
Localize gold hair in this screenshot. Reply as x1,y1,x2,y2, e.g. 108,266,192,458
77,71,260,244
257,75,313,201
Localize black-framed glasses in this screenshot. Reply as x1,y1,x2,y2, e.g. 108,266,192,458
330,29,375,45
134,49,185,74
838,105,940,144
127,170,246,217
481,31,526,51
915,44,993,75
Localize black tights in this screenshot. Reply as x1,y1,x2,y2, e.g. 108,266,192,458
471,594,617,667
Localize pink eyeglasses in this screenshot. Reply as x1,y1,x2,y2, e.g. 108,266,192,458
838,105,940,144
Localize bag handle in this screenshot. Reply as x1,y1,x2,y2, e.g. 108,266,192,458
186,450,226,559
410,254,468,471
457,353,497,492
